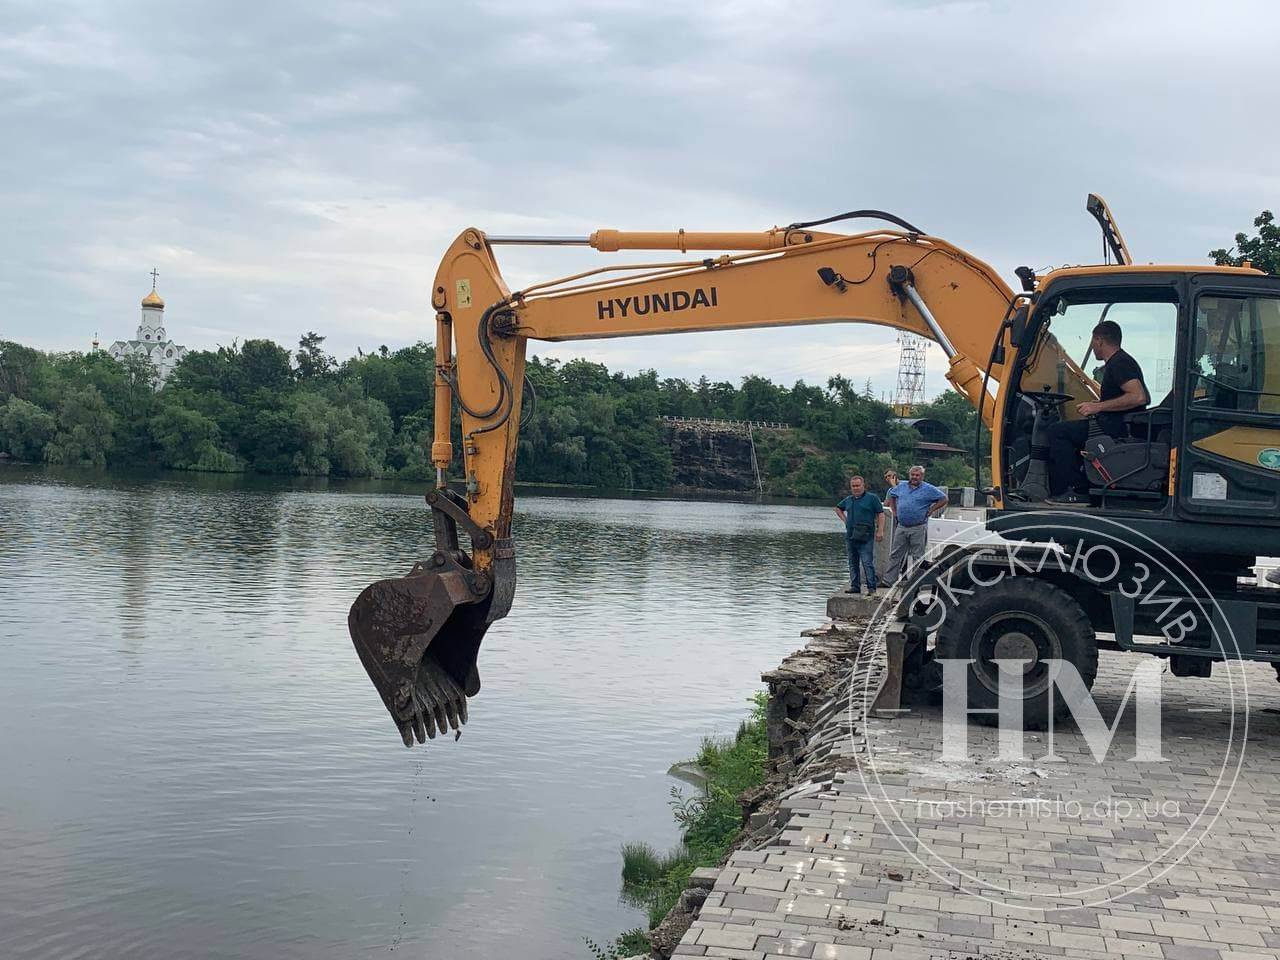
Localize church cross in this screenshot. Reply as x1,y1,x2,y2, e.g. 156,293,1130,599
150,268,159,290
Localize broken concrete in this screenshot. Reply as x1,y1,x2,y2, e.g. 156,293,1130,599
643,614,880,959
670,600,1280,960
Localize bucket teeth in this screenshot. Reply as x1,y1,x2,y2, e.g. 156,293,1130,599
398,655,468,748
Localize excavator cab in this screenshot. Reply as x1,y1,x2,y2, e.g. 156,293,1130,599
1001,278,1180,509
997,268,1280,541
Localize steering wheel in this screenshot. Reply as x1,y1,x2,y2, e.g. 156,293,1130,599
1023,389,1075,409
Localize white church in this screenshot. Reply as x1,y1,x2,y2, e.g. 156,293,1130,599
106,271,189,386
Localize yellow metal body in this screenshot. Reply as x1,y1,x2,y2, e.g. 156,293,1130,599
428,226,1268,579
433,226,1022,576
1192,425,1280,468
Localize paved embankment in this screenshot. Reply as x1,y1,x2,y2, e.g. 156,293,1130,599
674,608,1280,960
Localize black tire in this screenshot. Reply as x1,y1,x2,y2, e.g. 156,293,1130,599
934,576,1098,730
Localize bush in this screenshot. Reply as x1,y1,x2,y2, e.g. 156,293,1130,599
606,693,769,938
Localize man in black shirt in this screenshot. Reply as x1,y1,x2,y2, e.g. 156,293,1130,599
1045,319,1149,504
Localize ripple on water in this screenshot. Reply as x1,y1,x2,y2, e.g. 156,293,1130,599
0,468,844,959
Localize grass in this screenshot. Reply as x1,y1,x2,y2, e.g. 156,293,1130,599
584,928,650,960
586,692,770,956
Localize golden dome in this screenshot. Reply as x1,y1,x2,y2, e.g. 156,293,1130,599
142,290,165,308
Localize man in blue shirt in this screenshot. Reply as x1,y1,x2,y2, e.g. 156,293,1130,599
882,465,949,587
834,475,885,595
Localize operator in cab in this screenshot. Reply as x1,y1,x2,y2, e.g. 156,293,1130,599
1045,319,1149,505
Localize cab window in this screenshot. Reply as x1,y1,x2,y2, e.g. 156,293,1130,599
1192,295,1280,413
1030,289,1178,403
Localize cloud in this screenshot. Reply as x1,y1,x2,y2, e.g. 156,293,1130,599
3,0,1277,399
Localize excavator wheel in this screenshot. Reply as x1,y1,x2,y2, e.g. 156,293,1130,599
934,576,1097,730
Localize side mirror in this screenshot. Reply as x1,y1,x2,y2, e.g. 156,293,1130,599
1009,305,1029,347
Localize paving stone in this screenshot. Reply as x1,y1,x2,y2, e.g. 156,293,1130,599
811,946,871,960
1103,937,1164,958
724,893,784,912
1161,946,1223,960
755,936,815,957
672,629,1280,960
698,926,762,950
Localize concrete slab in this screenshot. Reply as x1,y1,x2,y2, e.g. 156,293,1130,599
826,591,881,621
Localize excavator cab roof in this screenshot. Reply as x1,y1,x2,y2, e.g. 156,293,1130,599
1037,262,1265,290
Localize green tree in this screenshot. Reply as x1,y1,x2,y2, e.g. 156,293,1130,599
295,331,335,381
923,456,974,487
0,396,57,461
791,453,847,499
913,389,989,480
343,342,434,428
151,403,239,471
241,339,294,393
0,341,43,400
1210,210,1280,275
0,332,993,493
45,385,115,467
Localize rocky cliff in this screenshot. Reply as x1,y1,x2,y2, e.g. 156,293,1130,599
662,422,759,492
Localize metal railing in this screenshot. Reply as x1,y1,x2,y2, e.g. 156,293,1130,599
657,415,791,432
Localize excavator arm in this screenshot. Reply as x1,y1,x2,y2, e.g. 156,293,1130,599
349,220,1042,746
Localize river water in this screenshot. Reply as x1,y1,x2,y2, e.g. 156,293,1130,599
0,467,845,960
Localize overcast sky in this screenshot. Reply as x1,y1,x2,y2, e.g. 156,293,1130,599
3,0,1276,399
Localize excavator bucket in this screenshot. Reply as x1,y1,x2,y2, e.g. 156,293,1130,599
349,489,515,747
348,557,494,747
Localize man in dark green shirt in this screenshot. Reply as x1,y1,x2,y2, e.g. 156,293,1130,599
835,475,886,594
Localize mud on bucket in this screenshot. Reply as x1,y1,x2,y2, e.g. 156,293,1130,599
347,560,493,747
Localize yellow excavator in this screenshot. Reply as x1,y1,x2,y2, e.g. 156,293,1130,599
349,197,1280,745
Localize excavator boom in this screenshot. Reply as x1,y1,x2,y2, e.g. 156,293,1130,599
347,214,1055,746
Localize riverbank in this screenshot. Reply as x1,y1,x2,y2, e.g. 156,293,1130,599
0,459,838,507
659,600,1280,960
603,614,878,959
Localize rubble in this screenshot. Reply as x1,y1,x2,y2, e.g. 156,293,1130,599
644,605,879,958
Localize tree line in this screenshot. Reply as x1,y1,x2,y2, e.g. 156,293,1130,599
6,212,1272,498
0,331,980,499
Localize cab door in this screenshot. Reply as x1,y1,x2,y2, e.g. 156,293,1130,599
1176,275,1280,523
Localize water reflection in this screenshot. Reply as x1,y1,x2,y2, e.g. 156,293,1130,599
0,466,845,959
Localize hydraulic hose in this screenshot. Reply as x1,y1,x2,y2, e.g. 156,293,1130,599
468,304,516,437
787,209,925,234
448,301,513,433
